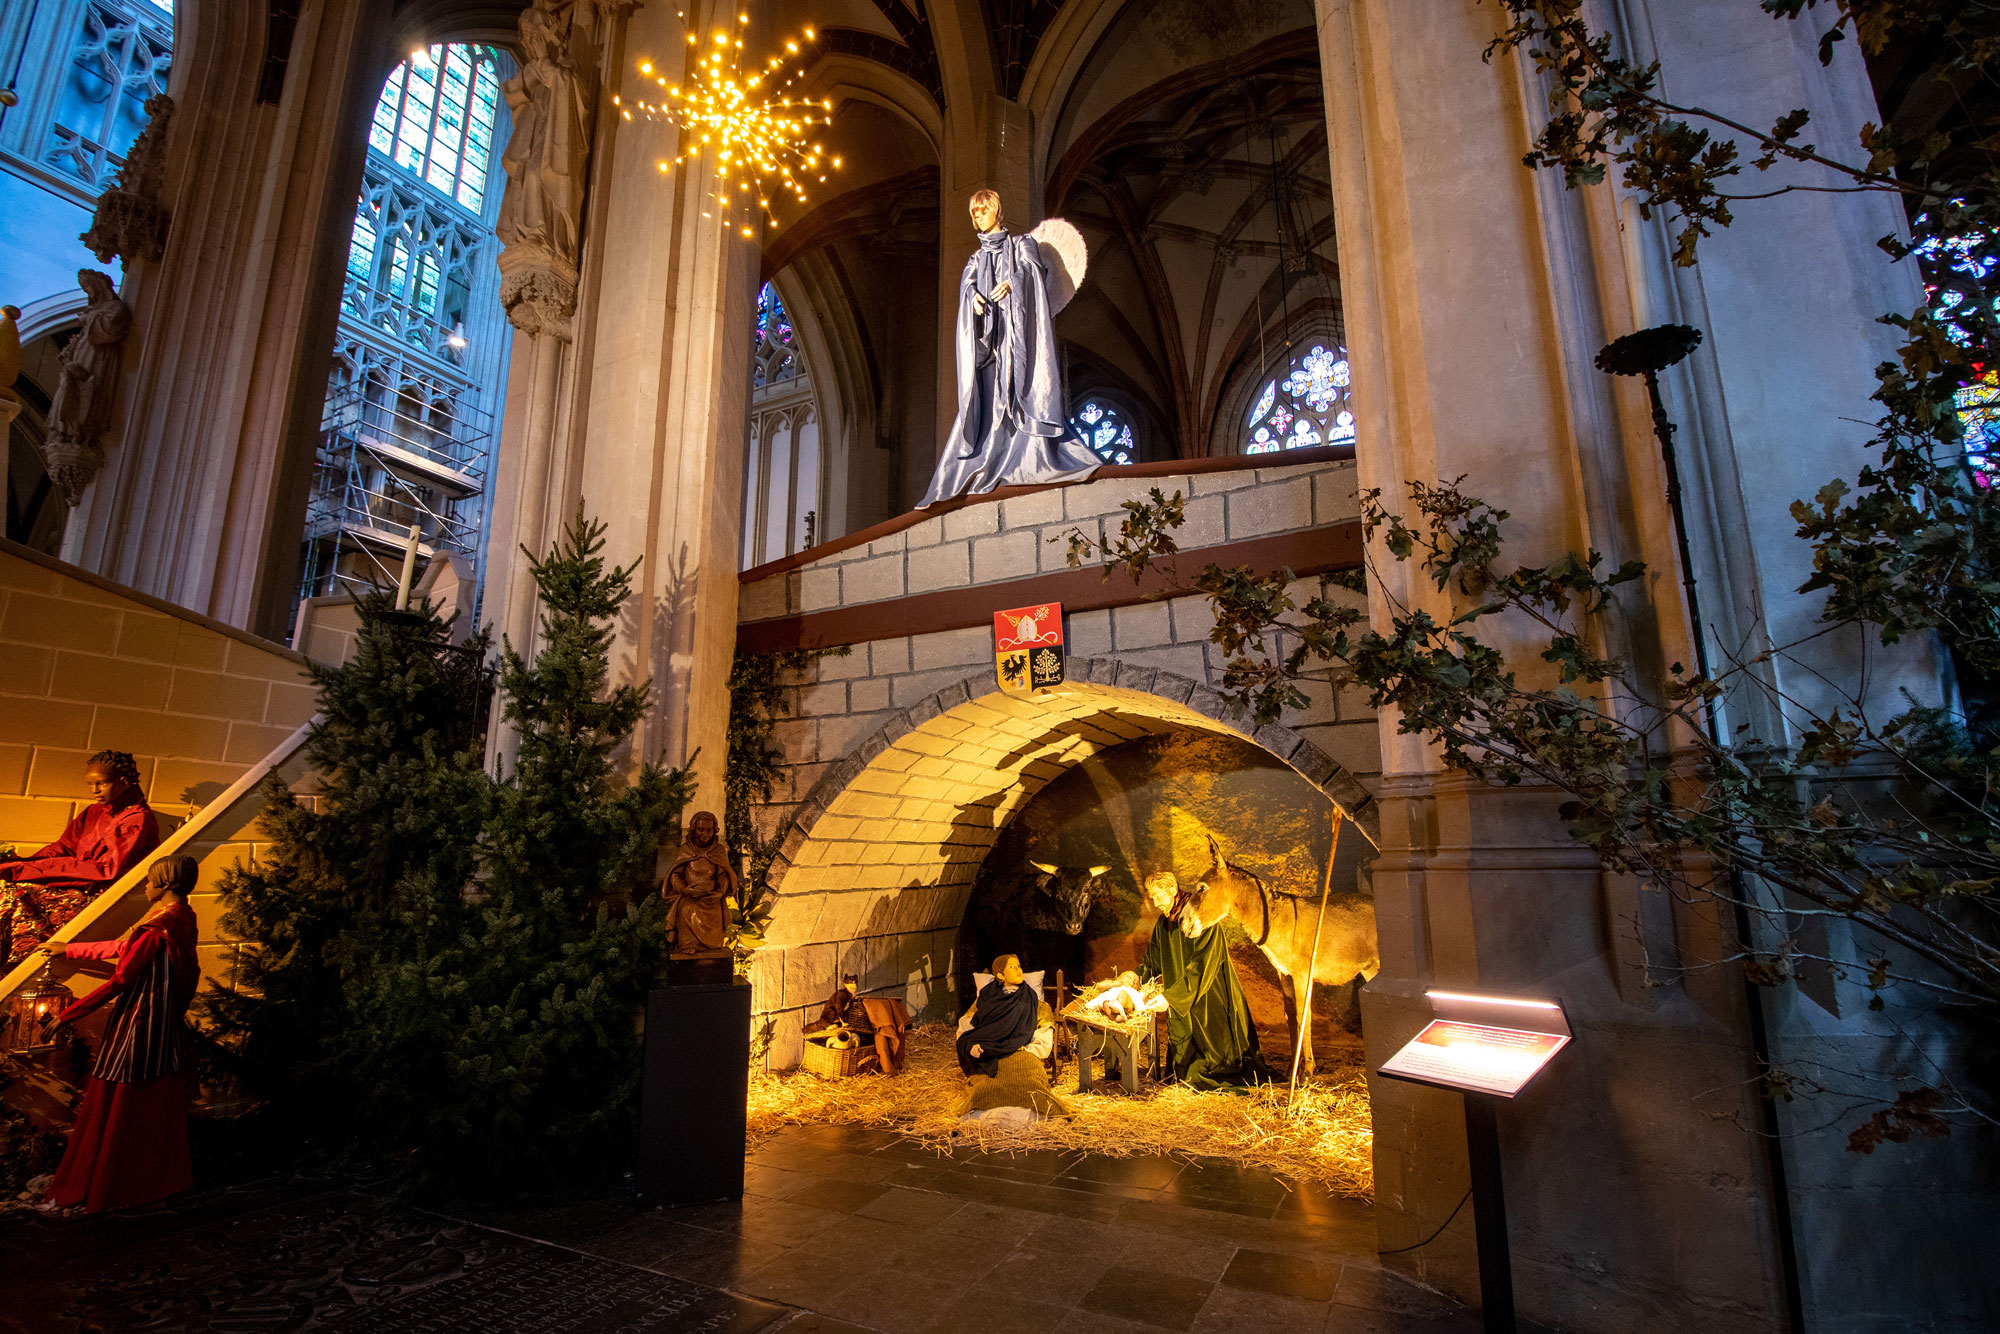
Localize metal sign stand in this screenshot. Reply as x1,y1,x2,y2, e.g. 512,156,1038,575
1463,1092,1515,1334
1375,989,1573,1334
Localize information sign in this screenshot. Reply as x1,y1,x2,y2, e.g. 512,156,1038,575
995,602,1065,693
1377,989,1571,1099
1378,1019,1570,1099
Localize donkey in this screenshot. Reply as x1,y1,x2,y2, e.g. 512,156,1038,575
1178,832,1378,1075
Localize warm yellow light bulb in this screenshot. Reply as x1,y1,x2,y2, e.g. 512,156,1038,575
640,61,653,74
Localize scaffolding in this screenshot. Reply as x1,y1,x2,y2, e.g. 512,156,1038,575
298,373,492,603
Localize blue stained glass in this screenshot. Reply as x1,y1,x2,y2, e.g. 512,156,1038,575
1284,345,1349,412
1247,380,1276,428
1246,342,1356,453
1069,400,1137,464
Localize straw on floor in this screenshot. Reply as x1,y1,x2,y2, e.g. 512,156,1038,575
747,1024,1373,1199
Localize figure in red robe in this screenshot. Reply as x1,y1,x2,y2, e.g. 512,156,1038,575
0,749,159,964
44,855,200,1214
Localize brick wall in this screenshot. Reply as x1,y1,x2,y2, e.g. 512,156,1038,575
0,538,318,989
733,460,1381,1066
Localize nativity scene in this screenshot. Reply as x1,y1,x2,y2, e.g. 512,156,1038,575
0,0,1986,1330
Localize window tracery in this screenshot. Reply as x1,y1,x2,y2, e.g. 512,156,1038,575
1069,400,1135,465
1245,343,1356,454
303,44,512,605
753,282,800,388
1916,226,1999,483
369,45,502,216
742,283,821,566
40,0,171,191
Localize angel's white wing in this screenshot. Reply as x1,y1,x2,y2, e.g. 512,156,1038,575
1028,217,1088,315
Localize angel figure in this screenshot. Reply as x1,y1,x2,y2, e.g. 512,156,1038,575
917,192,1102,507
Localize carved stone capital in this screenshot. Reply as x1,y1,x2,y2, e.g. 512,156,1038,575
42,435,106,507
81,190,171,265
498,241,580,339
80,94,174,266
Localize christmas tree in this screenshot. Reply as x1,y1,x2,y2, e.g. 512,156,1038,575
212,512,690,1191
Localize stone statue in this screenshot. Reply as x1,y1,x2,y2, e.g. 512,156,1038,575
81,93,173,265
41,270,132,506
496,0,591,336
662,811,737,961
917,191,1102,508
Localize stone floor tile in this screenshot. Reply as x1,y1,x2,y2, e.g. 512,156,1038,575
1193,1283,1332,1333
1059,1153,1187,1191
733,1245,862,1307
788,1177,894,1214
653,1228,783,1288
1079,1263,1218,1332
575,1214,714,1269
772,1316,881,1334
1151,1188,1280,1221
1116,1198,1354,1259
1174,1158,1295,1208
819,1270,967,1334
931,1199,1056,1238
1220,1246,1339,1301
1114,1228,1241,1283
806,1151,908,1185
746,1164,820,1201
921,1286,1069,1334
812,1211,939,1266
978,1238,1123,1296
1332,1262,1465,1317
887,1235,1011,1289
854,1184,968,1228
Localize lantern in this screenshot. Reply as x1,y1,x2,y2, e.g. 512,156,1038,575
4,962,71,1052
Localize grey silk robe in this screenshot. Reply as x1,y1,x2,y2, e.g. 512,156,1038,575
918,229,1101,507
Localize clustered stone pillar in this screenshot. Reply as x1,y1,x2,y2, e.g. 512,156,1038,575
1313,1,1936,1330
484,0,754,807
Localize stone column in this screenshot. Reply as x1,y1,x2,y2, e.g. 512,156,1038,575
61,0,392,638
1313,1,1938,1330
483,0,754,807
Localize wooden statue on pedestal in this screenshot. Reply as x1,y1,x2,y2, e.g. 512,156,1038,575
661,810,735,984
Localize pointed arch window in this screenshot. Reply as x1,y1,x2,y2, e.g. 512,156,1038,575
743,283,820,566
1915,226,1999,483
1245,344,1355,454
1069,400,1135,465
369,45,504,215
40,0,172,190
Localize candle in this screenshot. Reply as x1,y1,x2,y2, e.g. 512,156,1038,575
394,522,421,610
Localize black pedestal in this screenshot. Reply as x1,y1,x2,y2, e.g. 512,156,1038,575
638,981,751,1207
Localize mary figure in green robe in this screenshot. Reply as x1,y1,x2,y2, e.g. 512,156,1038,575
1125,872,1267,1091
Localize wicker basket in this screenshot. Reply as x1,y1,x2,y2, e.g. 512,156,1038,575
802,1036,863,1079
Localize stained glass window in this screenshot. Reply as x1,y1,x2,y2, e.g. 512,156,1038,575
369,45,502,215
1914,225,1999,484
754,283,799,387
743,284,819,565
1069,400,1135,465
1245,343,1356,454
42,0,172,189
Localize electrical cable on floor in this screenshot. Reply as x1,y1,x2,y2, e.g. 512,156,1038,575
1376,1188,1472,1255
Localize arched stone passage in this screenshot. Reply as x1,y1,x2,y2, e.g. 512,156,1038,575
750,655,1375,1066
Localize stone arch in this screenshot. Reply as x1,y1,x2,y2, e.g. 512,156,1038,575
752,655,1374,1062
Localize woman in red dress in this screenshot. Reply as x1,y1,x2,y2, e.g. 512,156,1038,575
1,749,161,964
44,854,200,1213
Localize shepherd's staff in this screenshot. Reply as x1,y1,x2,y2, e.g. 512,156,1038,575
1288,809,1345,1107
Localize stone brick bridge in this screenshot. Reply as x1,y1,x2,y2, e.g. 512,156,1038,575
732,447,1378,1066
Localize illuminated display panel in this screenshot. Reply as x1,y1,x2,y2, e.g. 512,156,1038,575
1378,1019,1570,1098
